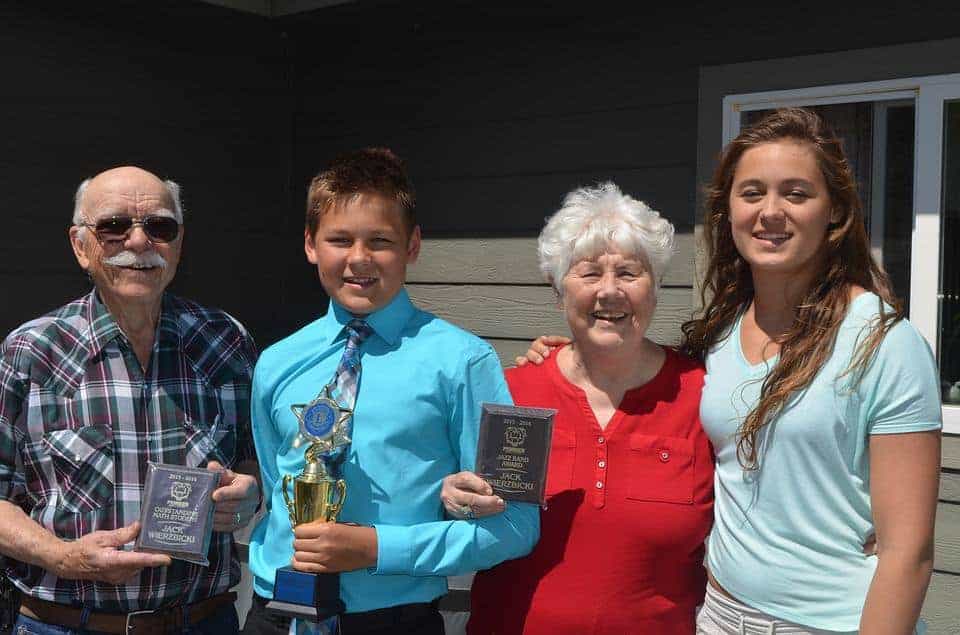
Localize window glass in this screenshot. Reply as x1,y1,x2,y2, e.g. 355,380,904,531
940,100,960,404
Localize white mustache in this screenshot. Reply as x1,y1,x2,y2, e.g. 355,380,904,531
103,250,167,269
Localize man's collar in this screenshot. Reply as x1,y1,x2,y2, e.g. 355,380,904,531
327,288,415,346
84,290,178,358
85,290,124,357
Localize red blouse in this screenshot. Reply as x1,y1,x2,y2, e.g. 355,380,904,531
468,347,714,634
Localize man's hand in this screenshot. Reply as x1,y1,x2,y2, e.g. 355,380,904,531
55,522,171,585
515,335,571,367
208,460,260,532
441,471,504,520
292,522,377,574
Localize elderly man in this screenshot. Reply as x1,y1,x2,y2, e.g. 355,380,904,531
0,167,260,634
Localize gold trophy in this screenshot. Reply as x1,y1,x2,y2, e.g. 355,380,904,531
267,384,352,621
281,445,347,526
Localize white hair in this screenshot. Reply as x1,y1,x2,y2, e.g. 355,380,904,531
72,176,184,235
538,182,675,296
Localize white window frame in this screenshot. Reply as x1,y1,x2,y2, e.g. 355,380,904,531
722,73,960,433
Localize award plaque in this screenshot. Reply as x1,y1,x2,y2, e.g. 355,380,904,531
135,463,221,566
475,403,557,504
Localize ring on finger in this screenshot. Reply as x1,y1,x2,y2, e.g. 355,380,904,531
459,504,474,519
235,512,242,526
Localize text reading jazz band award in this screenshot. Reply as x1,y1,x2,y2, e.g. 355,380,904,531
476,403,557,505
136,463,221,566
266,383,350,621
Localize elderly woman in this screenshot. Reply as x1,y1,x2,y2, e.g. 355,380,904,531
441,182,714,634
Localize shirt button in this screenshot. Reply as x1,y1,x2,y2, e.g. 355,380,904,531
659,450,670,462
597,436,605,444
595,481,603,489
597,460,606,468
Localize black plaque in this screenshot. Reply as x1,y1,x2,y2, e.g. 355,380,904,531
135,463,221,566
475,403,556,504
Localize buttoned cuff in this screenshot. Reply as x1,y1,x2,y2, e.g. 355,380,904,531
371,524,412,575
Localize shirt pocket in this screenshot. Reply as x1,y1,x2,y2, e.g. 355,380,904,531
184,414,234,468
42,425,115,514
626,434,695,505
544,427,576,497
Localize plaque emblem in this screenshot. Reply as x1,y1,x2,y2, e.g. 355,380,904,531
171,481,192,501
505,426,527,448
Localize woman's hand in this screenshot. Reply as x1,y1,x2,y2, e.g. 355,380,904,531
515,335,572,367
441,471,505,520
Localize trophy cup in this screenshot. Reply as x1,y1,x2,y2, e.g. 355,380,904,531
266,384,352,621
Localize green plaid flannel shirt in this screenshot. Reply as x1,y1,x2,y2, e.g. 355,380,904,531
0,290,256,611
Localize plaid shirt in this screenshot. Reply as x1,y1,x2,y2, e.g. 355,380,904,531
0,290,256,612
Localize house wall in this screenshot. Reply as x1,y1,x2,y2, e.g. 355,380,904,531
0,1,293,347
3,0,960,631
934,436,960,629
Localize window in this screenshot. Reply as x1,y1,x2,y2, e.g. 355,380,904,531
723,74,960,432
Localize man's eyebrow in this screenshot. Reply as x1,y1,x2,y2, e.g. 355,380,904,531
89,207,128,218
91,207,177,218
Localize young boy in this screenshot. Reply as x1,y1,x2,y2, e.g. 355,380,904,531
244,148,539,634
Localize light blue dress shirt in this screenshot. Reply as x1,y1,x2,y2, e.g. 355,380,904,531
248,289,540,613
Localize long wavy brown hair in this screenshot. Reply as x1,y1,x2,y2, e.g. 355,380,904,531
681,107,903,469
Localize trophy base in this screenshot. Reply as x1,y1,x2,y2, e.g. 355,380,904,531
267,566,345,622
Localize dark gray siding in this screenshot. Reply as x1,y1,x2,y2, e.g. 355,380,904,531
0,1,293,345
282,2,960,236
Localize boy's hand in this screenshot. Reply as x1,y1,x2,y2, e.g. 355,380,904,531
441,471,504,520
292,522,378,573
514,335,571,367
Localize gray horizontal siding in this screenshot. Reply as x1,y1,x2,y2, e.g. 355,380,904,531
409,235,695,287
923,571,960,634
406,284,692,346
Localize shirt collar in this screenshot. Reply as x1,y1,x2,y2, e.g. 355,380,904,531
326,287,415,346
84,290,180,359
84,290,124,358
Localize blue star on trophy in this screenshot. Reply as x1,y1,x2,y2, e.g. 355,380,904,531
266,383,351,622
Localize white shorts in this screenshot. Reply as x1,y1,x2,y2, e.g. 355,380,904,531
695,582,926,635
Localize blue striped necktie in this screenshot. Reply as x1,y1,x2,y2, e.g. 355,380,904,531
326,319,374,470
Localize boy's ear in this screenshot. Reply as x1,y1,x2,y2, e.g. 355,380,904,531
406,225,422,264
304,229,318,264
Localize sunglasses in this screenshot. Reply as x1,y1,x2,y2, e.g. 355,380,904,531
81,215,181,244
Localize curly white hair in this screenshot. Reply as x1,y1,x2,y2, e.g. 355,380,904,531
538,182,675,297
